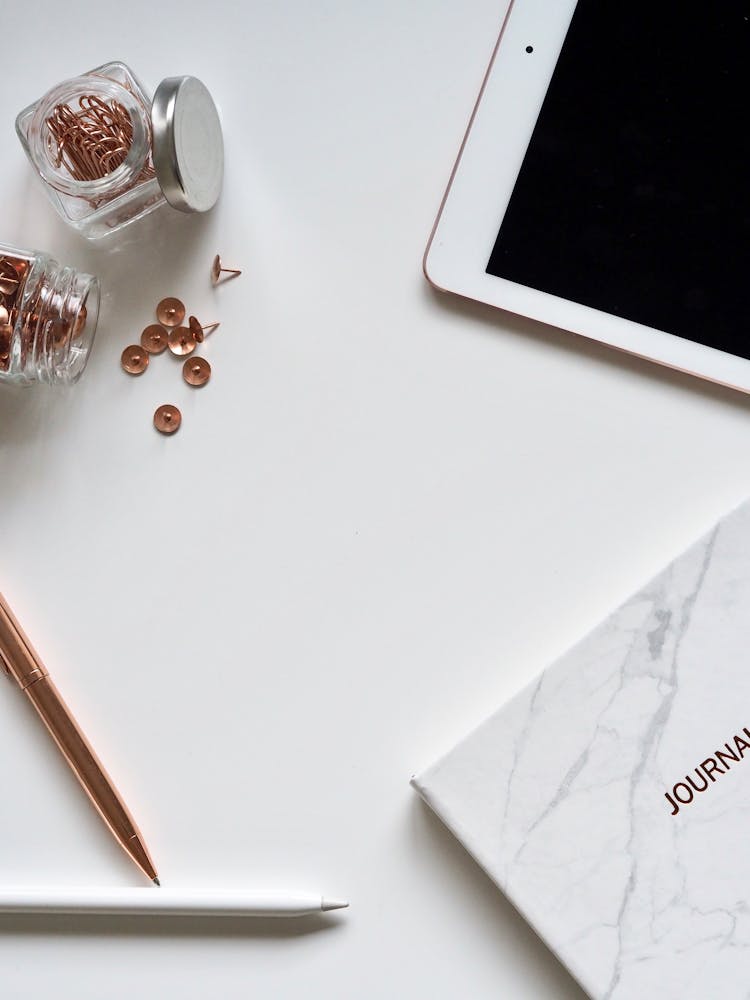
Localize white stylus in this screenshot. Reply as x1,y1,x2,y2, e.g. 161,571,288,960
0,888,349,918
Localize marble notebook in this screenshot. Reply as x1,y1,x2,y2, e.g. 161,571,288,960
413,498,750,1000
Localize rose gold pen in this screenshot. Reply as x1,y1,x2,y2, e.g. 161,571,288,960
0,592,159,885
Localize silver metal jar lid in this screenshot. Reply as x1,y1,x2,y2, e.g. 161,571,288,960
151,76,224,214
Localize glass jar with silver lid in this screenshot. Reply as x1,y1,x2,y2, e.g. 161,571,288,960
15,61,224,240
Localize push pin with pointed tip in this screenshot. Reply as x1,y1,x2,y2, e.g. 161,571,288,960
167,326,197,357
211,254,241,285
154,404,182,435
156,297,185,328
141,324,169,355
121,344,149,375
183,356,211,387
188,316,220,344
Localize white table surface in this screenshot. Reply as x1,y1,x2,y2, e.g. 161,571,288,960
1,3,749,998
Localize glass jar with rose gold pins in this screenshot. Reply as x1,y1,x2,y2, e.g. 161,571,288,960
15,61,223,240
0,243,99,386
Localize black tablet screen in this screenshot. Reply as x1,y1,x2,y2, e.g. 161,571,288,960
486,1,750,358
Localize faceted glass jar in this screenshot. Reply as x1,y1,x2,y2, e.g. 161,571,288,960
16,62,165,240
0,243,99,386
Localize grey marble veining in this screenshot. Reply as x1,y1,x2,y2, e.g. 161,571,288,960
414,500,750,999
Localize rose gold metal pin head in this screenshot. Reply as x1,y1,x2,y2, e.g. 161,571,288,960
167,326,196,356
156,297,185,327
49,319,71,349
121,344,149,375
211,254,241,285
0,323,11,370
154,404,182,435
73,305,88,338
140,324,169,354
183,356,211,387
0,259,20,297
188,316,220,344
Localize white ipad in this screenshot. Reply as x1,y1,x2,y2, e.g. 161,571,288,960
425,0,750,392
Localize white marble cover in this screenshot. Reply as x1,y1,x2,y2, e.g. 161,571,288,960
413,499,750,999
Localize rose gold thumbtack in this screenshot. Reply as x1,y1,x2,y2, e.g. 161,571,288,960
49,319,71,349
167,326,196,356
156,297,185,327
188,316,220,344
0,323,11,371
140,324,169,354
0,305,9,327
154,404,182,435
183,356,211,387
211,254,242,285
121,344,149,375
73,305,88,338
0,259,19,297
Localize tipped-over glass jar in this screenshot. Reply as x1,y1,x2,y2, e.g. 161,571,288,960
0,243,99,386
16,61,223,240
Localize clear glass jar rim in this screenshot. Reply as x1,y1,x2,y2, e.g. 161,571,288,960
29,75,151,200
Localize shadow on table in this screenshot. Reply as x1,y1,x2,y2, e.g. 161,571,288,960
424,282,750,413
0,911,344,941
412,797,587,1000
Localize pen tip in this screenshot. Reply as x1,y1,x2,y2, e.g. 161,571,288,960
321,898,349,911
152,877,161,887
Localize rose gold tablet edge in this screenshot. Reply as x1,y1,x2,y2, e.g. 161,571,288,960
422,0,518,290
437,282,750,396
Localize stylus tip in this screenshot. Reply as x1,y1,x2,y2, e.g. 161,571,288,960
322,898,349,911
152,877,161,887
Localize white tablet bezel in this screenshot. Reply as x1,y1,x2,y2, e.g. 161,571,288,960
424,0,750,394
